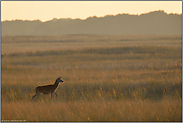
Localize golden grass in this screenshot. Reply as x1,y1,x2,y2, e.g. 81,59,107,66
1,35,182,121
2,99,181,122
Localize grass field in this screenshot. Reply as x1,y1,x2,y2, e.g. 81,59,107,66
1,35,182,121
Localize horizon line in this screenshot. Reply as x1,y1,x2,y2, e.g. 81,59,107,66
1,9,182,22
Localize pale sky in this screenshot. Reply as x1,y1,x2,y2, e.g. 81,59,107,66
1,1,182,22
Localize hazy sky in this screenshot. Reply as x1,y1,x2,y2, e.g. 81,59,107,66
1,1,182,22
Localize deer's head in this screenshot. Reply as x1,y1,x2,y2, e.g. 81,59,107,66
57,77,64,83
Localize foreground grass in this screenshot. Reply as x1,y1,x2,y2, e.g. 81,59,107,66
1,35,182,121
2,99,181,122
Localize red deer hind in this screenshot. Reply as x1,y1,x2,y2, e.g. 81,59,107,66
32,77,64,100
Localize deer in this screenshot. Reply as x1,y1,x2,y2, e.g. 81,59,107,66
32,77,64,100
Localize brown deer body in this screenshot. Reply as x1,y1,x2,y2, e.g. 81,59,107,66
32,77,64,100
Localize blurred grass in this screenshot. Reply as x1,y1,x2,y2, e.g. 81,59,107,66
1,35,182,121
2,99,181,122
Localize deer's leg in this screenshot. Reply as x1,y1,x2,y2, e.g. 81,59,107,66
54,92,57,97
32,94,37,100
51,92,57,98
32,92,40,100
51,93,53,98
35,93,40,99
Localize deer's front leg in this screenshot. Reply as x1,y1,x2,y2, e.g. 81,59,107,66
54,92,57,97
51,92,57,98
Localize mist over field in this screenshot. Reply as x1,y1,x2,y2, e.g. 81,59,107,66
1,10,181,35
1,34,182,121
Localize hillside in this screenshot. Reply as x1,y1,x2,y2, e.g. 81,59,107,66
1,10,182,35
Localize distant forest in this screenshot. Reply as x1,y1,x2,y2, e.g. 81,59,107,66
1,10,182,35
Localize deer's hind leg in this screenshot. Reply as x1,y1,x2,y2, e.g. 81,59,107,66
32,94,37,100
32,92,40,100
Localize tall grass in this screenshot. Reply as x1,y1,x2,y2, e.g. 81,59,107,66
1,35,182,121
2,99,181,122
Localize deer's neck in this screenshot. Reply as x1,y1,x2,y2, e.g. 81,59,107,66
53,80,59,90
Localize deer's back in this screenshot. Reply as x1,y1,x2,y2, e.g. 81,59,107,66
36,85,56,94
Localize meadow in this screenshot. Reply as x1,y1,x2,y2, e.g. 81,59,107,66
1,35,182,121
